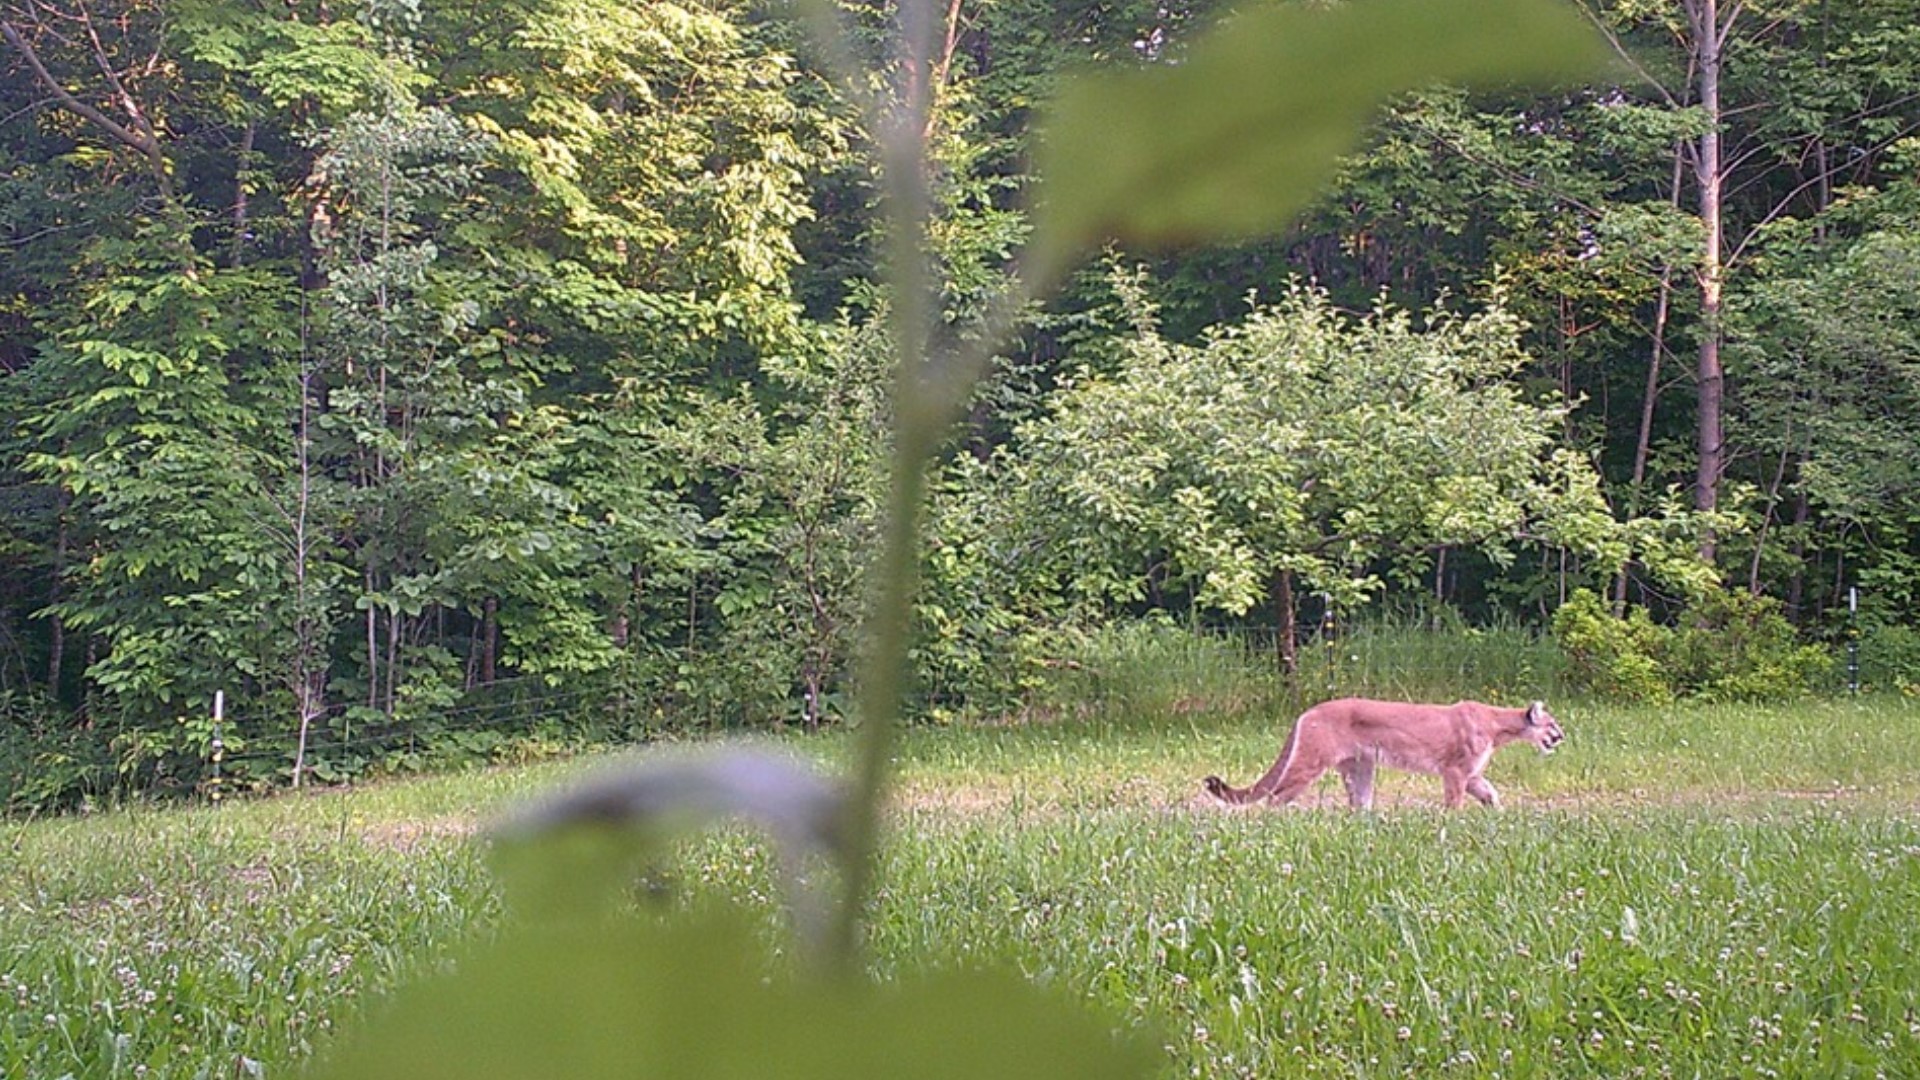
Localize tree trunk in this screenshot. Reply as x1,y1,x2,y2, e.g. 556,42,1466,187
292,666,325,790
1785,472,1811,616
384,608,402,714
47,487,69,692
1690,0,1726,563
1631,266,1674,480
1748,434,1795,595
802,661,825,730
480,596,499,684
231,120,256,266
1271,568,1298,676
365,583,380,711
289,357,325,787
46,603,65,693
1615,254,1676,614
81,632,99,726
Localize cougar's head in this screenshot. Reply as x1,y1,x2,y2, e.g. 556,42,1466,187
1523,700,1565,754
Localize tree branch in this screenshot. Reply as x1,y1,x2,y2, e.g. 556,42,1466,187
924,0,966,138
74,0,160,148
2,18,157,157
1726,118,1920,269
1574,1,1678,108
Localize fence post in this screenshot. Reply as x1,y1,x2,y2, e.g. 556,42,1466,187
209,689,226,805
1321,594,1337,699
1847,587,1860,696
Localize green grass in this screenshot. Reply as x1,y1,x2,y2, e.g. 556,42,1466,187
0,766,566,1079
868,804,1920,1078
890,694,1920,811
4,696,1918,1078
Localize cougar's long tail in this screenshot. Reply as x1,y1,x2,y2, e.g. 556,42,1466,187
1202,719,1301,805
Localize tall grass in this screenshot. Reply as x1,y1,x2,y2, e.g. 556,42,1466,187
865,804,1920,1078
0,766,582,1079
1037,618,1569,727
1033,621,1294,724
1308,614,1570,704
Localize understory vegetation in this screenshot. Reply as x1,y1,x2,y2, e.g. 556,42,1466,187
6,612,1894,813
4,688,1917,1078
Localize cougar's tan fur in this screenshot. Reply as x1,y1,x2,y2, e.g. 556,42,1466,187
1202,698,1564,810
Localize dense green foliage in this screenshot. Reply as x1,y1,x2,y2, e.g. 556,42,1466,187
4,694,1919,1077
1553,587,1835,703
5,0,1920,802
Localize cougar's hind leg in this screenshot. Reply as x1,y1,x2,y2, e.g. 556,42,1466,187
1238,722,1303,804
1338,758,1376,810
1263,752,1328,806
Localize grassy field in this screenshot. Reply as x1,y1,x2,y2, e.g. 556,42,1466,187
4,694,1918,1078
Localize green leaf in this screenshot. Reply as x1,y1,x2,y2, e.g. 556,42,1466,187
1027,0,1610,277
301,911,1155,1080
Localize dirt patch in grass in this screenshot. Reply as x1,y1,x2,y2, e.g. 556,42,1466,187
888,776,1920,819
360,815,479,852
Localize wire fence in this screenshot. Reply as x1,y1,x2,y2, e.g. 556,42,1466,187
6,610,1908,813
203,616,1904,789
206,677,637,785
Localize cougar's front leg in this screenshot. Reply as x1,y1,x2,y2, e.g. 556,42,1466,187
1465,776,1500,807
1337,759,1376,810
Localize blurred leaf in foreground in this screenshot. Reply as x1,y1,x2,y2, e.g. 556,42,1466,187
487,747,846,936
303,910,1154,1080
309,749,1152,1078
1027,0,1610,280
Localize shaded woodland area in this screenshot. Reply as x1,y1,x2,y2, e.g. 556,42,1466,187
3,0,1919,798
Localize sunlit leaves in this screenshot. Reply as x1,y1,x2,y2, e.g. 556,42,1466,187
1010,281,1600,611
437,0,822,348
1026,0,1609,281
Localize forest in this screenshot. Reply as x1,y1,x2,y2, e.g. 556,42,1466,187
3,0,1920,805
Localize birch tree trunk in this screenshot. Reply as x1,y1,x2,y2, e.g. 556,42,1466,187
1689,0,1726,562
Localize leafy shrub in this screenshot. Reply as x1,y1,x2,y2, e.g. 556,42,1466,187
0,696,108,812
1670,588,1834,701
0,692,192,812
1858,623,1920,694
1552,587,1832,702
1551,590,1675,703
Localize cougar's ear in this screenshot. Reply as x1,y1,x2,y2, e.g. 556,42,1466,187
1525,700,1544,726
